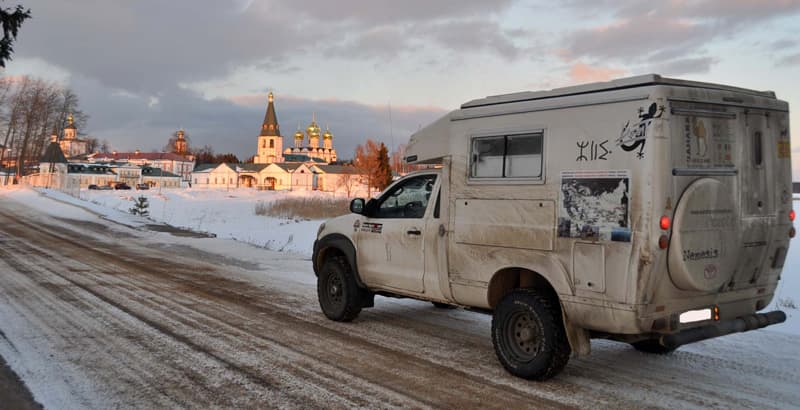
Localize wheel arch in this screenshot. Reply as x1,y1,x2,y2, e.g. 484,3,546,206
313,233,366,288
486,266,569,309
487,266,590,356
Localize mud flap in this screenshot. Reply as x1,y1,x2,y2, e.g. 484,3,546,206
562,310,591,356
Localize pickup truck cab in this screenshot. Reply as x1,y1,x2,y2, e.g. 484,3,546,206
312,74,791,380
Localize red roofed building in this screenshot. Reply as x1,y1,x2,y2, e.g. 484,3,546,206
88,150,195,182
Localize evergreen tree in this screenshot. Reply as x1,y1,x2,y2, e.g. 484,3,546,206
376,143,392,191
129,196,149,217
0,4,31,68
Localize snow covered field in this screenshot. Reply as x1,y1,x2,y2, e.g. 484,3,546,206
63,187,332,257
9,185,800,335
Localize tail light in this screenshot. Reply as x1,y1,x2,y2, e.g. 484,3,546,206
713,306,720,321
659,215,671,230
790,210,796,222
658,235,669,249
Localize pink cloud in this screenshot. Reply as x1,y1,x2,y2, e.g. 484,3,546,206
569,62,626,83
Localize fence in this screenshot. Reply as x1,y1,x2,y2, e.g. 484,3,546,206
21,172,80,197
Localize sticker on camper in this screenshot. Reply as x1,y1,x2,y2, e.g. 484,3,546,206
617,103,664,159
557,170,631,242
778,140,791,159
679,115,735,167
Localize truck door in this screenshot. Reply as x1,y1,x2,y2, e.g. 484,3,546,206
356,173,438,293
735,111,775,285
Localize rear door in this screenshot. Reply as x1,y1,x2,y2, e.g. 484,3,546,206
736,111,777,285
667,101,741,292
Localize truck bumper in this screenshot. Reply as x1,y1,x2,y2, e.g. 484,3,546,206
659,310,786,349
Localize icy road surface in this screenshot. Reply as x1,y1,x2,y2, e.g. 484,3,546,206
0,192,798,409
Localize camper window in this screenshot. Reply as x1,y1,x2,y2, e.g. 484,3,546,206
470,132,543,179
753,131,763,167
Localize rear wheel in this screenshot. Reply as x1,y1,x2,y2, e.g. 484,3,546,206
317,256,363,322
491,289,571,380
631,339,676,354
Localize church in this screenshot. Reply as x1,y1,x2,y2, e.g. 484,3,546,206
253,92,338,164
59,114,89,157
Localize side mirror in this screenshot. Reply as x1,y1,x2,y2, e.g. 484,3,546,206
350,198,366,214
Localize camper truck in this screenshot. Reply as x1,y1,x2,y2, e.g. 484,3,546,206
312,74,791,380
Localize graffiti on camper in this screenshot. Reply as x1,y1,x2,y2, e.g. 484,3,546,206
557,170,631,242
617,102,664,159
576,139,611,162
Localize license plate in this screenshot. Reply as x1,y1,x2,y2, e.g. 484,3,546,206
680,308,712,323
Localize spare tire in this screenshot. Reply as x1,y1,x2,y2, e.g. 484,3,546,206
668,178,739,292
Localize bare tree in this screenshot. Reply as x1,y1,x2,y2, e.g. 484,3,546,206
390,143,406,176
336,165,359,198
0,76,89,181
98,139,110,153
85,136,99,153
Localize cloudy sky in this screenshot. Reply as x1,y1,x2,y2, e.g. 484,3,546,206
5,0,800,175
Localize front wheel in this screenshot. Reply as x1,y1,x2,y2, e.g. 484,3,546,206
317,256,363,322
491,289,571,381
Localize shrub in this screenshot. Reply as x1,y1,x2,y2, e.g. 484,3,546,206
255,197,350,220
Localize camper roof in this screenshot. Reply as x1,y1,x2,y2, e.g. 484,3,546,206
461,74,777,109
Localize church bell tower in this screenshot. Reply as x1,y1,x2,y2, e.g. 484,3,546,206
255,91,283,164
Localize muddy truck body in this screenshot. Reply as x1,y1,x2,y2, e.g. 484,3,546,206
313,74,791,380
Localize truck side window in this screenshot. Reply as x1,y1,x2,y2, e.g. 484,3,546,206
374,174,437,219
471,132,543,179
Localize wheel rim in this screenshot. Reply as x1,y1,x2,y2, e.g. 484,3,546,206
504,310,543,362
325,270,344,308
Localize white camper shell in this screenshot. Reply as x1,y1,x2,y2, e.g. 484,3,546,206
313,75,791,380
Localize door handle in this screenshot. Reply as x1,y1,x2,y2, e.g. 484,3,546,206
407,229,421,236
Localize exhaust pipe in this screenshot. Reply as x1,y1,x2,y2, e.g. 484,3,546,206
660,310,786,349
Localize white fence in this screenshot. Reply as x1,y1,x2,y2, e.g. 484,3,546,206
21,173,80,197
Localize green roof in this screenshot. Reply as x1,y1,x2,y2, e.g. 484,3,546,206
193,163,218,172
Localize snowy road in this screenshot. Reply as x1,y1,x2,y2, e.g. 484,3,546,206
0,193,798,409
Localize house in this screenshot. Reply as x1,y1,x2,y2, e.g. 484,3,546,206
309,164,359,193
112,163,143,186
67,164,117,188
141,167,182,188
190,163,239,188
90,151,195,182
190,161,341,191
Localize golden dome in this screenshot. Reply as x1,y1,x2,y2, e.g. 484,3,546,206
323,126,333,140
306,113,320,137
294,128,303,140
